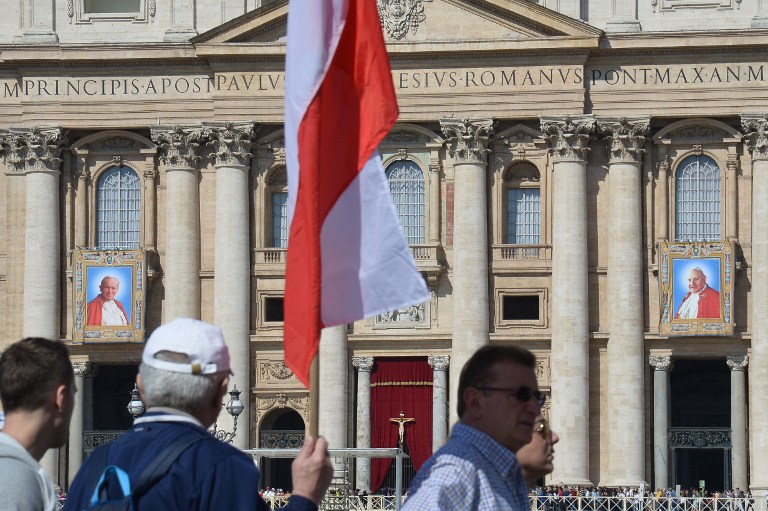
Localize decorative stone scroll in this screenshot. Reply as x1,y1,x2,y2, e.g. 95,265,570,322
427,355,449,371
258,361,295,382
352,356,374,372
649,355,673,371
204,122,256,167
255,392,309,423
540,115,595,162
376,0,432,40
598,117,650,163
151,126,205,169
741,114,768,161
0,127,68,173
440,118,495,164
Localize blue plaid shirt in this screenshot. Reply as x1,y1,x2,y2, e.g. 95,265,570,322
402,423,529,511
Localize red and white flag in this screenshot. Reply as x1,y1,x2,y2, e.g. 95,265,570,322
284,0,430,386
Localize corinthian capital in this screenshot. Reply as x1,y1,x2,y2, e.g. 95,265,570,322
741,114,768,161
72,361,91,376
151,125,205,169
0,127,68,173
726,355,748,371
204,122,256,167
428,356,450,371
540,115,595,162
352,357,374,372
649,355,673,371
440,118,495,164
598,117,650,164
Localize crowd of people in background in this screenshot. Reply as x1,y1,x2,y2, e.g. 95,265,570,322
530,486,754,499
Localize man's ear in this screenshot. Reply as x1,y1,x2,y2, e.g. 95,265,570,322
214,376,229,407
53,384,67,412
462,387,483,420
136,373,146,400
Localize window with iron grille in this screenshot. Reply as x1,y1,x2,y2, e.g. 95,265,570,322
386,160,425,244
506,188,541,244
96,166,141,249
271,192,288,248
675,155,721,242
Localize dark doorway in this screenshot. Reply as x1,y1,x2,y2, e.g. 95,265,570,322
669,359,731,491
92,364,139,431
259,409,305,493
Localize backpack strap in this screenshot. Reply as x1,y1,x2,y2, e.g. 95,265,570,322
130,431,207,502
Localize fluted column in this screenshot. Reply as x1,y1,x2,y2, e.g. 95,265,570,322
428,356,450,451
742,114,768,494
353,357,374,492
319,325,349,484
540,115,595,486
650,355,673,491
68,361,90,484
2,127,68,483
206,122,254,450
440,118,494,426
727,355,749,491
600,117,649,486
151,127,204,321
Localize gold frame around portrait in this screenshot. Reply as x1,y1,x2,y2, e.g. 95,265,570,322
658,241,734,337
73,249,146,343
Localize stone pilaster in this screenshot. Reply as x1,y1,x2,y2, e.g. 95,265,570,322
1,128,67,341
649,355,673,490
22,0,58,43
727,355,749,491
540,114,595,486
440,117,494,426
164,0,198,41
352,356,374,492
319,326,349,484
428,160,441,245
428,356,450,451
206,122,255,450
605,0,641,33
753,0,768,28
741,113,768,494
151,126,204,321
68,361,91,485
600,117,649,486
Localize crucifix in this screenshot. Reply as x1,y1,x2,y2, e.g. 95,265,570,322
390,411,415,449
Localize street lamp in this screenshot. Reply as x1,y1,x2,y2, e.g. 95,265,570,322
126,383,145,419
210,385,244,444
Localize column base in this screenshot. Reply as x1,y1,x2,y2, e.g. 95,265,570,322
598,478,648,488
553,477,594,487
604,20,642,33
22,30,59,44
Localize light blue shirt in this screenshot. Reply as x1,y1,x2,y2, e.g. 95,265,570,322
402,423,529,511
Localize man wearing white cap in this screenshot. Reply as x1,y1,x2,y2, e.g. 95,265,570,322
65,318,333,511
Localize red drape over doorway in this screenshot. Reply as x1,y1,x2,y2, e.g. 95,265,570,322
370,357,432,493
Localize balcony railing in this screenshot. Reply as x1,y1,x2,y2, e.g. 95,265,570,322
83,430,124,455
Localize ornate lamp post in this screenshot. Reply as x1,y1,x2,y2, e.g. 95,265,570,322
126,383,145,419
210,385,244,444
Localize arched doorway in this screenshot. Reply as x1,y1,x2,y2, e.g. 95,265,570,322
258,409,305,492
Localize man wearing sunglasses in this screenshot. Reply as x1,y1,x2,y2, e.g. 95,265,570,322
402,345,542,511
517,415,560,488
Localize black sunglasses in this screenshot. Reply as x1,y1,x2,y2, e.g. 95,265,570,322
473,386,546,407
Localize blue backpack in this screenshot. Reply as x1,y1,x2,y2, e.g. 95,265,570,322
84,432,205,510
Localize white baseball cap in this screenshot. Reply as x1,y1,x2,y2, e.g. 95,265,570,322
142,318,232,375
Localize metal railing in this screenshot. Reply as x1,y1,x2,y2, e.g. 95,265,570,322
529,496,765,511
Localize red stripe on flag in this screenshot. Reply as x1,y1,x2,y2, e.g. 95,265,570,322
285,0,399,387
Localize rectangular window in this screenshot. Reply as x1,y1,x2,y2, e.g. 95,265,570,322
85,0,140,12
507,189,540,245
502,295,540,321
264,297,284,323
271,192,288,248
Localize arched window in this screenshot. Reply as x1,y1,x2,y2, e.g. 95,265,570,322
96,165,141,249
505,162,540,245
675,155,721,242
268,167,289,248
386,160,425,244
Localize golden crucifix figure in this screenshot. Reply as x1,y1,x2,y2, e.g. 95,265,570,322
390,411,415,449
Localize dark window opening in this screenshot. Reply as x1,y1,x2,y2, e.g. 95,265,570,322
502,295,540,321
265,297,284,322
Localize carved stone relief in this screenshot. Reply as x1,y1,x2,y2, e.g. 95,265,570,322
258,361,296,383
376,0,433,40
254,392,309,425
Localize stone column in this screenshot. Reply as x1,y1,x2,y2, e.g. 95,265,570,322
726,152,739,240
143,162,158,251
68,361,90,485
3,127,68,482
319,325,349,483
741,114,768,494
727,355,749,491
540,115,595,486
206,122,254,451
440,118,494,426
151,127,204,321
428,159,441,244
656,150,670,242
353,356,374,492
600,117,649,486
650,355,673,491
74,161,88,249
428,356,450,451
